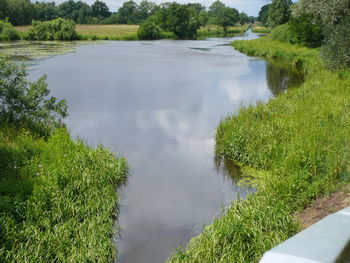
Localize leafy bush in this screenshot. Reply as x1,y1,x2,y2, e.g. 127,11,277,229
288,14,323,48
0,19,20,41
0,59,68,136
269,24,296,44
137,15,161,40
27,18,78,41
321,17,350,70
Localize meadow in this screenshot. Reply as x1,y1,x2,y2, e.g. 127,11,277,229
15,24,248,41
167,37,350,262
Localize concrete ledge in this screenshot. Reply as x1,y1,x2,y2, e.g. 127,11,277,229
260,206,350,263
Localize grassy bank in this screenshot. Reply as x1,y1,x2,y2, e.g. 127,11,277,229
0,126,128,262
251,26,270,34
167,38,350,262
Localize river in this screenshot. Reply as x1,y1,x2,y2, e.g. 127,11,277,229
28,30,303,263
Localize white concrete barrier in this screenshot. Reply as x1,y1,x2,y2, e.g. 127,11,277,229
260,206,350,263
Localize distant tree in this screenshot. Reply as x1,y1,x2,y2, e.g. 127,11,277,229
258,4,270,26
239,12,249,25
91,0,110,19
134,0,157,23
34,1,59,21
249,16,256,23
157,2,199,39
0,0,9,20
7,0,35,25
209,1,239,35
268,0,292,28
117,0,138,24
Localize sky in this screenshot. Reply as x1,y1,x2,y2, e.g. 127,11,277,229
40,0,272,16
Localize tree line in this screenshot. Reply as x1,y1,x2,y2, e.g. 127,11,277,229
0,0,255,26
256,0,350,70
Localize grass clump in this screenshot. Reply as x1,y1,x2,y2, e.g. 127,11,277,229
251,26,270,34
167,37,350,262
0,128,128,262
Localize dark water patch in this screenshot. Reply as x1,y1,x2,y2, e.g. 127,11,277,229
266,60,305,96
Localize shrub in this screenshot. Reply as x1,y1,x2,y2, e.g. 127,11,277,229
321,17,350,70
0,19,20,41
0,59,68,136
27,18,78,41
137,15,161,40
269,24,296,44
288,14,323,48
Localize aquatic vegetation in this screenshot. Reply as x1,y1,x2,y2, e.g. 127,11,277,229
167,37,350,262
0,41,77,61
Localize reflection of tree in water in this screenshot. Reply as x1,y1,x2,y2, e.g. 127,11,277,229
214,154,243,185
266,61,305,96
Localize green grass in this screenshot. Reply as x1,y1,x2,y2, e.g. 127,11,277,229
167,37,350,262
0,126,128,262
251,26,270,34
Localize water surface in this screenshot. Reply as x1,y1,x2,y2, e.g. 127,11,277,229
28,31,303,263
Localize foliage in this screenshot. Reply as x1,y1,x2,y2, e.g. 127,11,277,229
321,17,350,70
91,0,111,19
258,4,270,26
268,24,295,44
168,37,350,263
27,18,78,41
292,0,350,69
6,0,35,26
239,12,249,25
268,0,292,28
0,127,128,263
137,15,161,39
0,59,67,136
156,2,199,39
117,0,138,24
288,14,323,48
0,19,20,41
208,1,239,35
34,2,59,21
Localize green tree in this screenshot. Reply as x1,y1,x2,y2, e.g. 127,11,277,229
258,4,270,26
134,0,157,23
7,0,35,25
91,0,110,19
34,1,59,21
137,15,161,39
268,0,292,28
117,0,138,24
239,12,249,25
292,0,350,69
209,1,239,35
0,59,67,136
157,2,199,39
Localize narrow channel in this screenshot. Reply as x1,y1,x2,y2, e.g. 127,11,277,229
28,30,303,263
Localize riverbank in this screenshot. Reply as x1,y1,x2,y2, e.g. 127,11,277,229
0,125,128,262
167,37,350,262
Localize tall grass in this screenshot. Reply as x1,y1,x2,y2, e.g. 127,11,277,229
0,126,128,262
167,37,350,262
197,25,247,38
